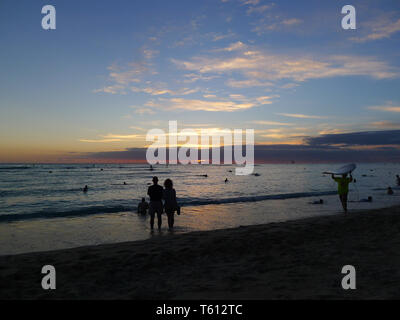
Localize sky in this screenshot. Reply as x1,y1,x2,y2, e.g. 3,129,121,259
1,0,400,163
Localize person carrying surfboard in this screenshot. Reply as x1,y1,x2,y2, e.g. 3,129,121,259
331,173,353,213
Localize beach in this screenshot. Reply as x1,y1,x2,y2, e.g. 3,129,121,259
1,205,400,300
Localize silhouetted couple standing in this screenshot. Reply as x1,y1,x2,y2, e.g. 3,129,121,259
147,176,178,231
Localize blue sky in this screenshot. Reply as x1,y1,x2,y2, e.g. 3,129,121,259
0,0,400,162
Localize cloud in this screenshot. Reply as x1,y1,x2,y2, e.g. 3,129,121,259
254,143,400,162
132,107,156,115
253,120,293,126
370,121,400,129
130,126,147,131
246,4,273,15
351,17,400,43
282,18,303,26
368,102,400,113
305,130,400,147
93,85,126,95
241,0,260,5
131,86,198,96
277,113,327,119
94,59,152,94
80,133,143,143
216,41,246,52
182,73,219,83
226,78,273,88
172,51,398,88
102,134,141,139
108,63,146,85
142,49,159,60
146,93,276,112
163,98,256,112
280,83,299,89
74,139,400,163
209,32,236,42
252,17,303,34
77,148,148,161
79,138,123,143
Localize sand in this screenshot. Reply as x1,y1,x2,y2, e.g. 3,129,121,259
1,205,400,300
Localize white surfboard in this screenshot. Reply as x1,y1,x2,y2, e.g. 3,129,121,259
323,163,356,175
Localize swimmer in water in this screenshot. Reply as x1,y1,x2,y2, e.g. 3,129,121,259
387,187,394,195
309,199,324,204
225,178,228,183
137,197,149,215
83,185,88,193
359,196,373,202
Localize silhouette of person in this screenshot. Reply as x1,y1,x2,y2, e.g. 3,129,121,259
388,187,394,195
163,179,178,230
225,178,228,183
137,197,149,215
147,176,163,231
310,199,324,204
396,175,400,186
359,196,373,202
332,173,353,213
83,185,88,193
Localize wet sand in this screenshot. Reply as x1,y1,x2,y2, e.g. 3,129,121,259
1,205,400,299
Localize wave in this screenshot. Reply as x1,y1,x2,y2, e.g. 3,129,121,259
0,166,32,170
178,190,337,206
0,190,337,223
372,186,400,191
0,187,107,197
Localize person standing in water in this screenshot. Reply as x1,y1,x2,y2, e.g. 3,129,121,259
396,175,400,186
137,197,149,215
163,178,178,230
332,173,353,213
147,176,163,231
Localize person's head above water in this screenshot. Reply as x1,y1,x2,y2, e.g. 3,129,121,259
152,176,158,184
164,178,173,189
141,197,146,202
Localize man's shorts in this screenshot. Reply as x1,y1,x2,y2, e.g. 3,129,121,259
148,201,163,217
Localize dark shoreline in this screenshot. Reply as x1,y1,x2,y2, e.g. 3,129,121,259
1,205,400,299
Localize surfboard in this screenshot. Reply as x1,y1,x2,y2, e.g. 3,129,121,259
323,163,356,175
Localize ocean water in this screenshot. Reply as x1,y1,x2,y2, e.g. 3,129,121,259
1,163,400,255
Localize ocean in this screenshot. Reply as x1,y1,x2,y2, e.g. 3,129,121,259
1,163,400,255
